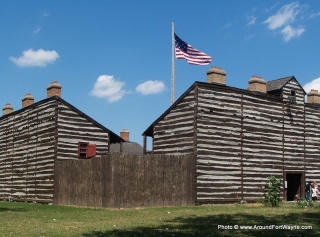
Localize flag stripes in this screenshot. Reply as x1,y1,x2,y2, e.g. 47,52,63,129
174,33,211,65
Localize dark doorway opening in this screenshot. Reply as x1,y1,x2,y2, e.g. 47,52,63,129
286,173,302,201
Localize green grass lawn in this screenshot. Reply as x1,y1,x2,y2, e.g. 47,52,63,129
0,201,319,237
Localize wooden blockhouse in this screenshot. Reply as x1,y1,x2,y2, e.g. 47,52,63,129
143,66,320,203
0,82,124,203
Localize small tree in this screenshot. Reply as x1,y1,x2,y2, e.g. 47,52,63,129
263,176,282,207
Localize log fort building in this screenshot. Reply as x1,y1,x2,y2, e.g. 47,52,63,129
143,66,320,203
0,82,124,203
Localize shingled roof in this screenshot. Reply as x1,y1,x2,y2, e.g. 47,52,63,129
266,76,294,92
110,141,143,155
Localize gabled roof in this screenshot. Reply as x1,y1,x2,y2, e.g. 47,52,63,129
1,96,124,144
110,141,143,155
267,76,306,95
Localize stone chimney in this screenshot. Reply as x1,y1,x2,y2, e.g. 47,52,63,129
47,81,62,98
2,103,13,116
248,75,266,93
206,66,226,85
22,93,34,108
307,89,320,103
120,129,129,142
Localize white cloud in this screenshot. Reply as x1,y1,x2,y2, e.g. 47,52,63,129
33,27,41,34
90,75,127,102
310,11,320,19
281,25,305,41
9,48,59,67
247,16,257,26
136,80,166,95
263,2,307,41
303,77,320,94
264,2,300,30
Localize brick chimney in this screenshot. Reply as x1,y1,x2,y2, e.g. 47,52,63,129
2,103,13,116
22,93,34,108
307,89,320,103
47,81,62,98
120,129,129,142
248,75,266,93
206,66,226,85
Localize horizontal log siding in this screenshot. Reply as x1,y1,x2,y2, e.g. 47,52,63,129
56,102,109,160
241,94,284,202
282,80,305,173
304,104,320,183
196,87,242,203
0,100,56,203
195,82,307,203
153,90,196,155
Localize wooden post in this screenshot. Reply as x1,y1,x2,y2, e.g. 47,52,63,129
143,134,147,154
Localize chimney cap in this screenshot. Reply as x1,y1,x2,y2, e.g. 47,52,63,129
249,75,266,83
207,66,226,75
2,103,13,115
308,89,320,95
21,93,34,100
3,103,13,109
46,81,62,89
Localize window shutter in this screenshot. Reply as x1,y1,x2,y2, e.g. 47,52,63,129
87,144,96,158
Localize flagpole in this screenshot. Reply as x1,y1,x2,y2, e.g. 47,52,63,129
171,21,175,105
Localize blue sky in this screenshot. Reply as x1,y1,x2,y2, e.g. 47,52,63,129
1,1,320,147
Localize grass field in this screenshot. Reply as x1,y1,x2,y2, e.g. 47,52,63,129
0,201,319,237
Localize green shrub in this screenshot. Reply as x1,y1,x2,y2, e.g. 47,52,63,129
263,176,282,207
296,198,314,209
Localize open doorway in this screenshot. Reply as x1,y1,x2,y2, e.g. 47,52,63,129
286,173,303,201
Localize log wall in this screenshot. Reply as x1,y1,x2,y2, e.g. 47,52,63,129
152,80,320,203
196,86,242,203
0,100,56,203
56,101,109,160
195,80,318,203
241,93,284,202
153,90,196,155
282,79,306,173
305,104,320,183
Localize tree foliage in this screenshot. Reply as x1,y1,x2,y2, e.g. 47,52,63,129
263,176,282,207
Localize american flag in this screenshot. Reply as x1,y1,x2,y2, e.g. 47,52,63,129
174,33,211,65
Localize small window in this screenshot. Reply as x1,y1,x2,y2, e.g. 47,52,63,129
78,142,96,158
291,90,296,96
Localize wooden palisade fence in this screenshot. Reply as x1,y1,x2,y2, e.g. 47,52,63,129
55,153,196,208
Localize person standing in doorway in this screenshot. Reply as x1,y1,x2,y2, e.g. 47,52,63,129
312,181,318,201
306,181,312,201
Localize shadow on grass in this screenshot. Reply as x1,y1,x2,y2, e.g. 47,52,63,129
0,207,27,212
82,211,320,237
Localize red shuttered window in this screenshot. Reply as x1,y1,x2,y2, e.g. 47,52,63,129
78,142,96,158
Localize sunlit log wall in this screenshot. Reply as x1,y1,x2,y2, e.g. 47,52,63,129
0,100,56,203
152,80,319,203
0,97,113,204
153,90,196,155
305,103,320,184
56,101,110,160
